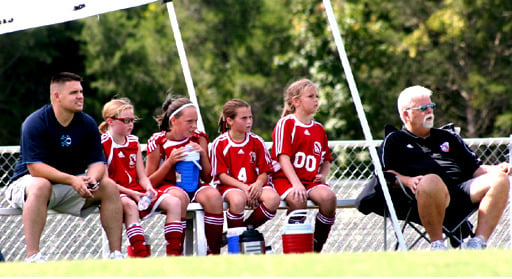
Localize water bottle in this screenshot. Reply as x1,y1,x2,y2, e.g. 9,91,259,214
138,196,151,211
239,225,266,254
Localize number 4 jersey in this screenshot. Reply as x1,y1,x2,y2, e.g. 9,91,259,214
210,131,272,185
271,114,333,182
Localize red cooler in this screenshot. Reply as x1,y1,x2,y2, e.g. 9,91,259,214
282,210,314,254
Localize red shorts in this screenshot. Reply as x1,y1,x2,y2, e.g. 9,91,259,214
272,177,329,199
216,184,275,199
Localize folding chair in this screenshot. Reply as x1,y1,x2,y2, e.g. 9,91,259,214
356,123,477,250
382,172,476,250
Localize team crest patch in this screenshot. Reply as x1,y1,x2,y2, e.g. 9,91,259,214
313,141,322,155
440,142,450,152
250,152,256,164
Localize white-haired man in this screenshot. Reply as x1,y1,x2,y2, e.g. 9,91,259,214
381,85,511,250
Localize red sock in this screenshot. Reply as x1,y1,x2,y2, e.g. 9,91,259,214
313,211,335,252
226,209,245,228
245,203,276,228
127,225,149,257
204,212,224,254
164,222,183,256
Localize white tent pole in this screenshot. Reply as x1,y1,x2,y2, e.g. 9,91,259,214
164,0,205,132
322,0,407,250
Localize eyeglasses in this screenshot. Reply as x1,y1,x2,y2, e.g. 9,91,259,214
406,103,436,112
112,117,136,124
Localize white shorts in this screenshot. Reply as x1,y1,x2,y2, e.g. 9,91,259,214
5,174,98,217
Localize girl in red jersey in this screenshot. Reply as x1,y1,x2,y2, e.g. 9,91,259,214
145,96,224,255
271,79,336,252
99,98,183,257
210,99,280,230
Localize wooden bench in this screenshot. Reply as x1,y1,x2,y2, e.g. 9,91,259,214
0,198,356,257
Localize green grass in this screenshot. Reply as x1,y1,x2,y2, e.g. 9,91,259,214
1,250,512,277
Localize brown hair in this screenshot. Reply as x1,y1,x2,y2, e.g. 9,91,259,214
156,95,193,132
98,97,135,134
281,78,317,118
218,99,250,133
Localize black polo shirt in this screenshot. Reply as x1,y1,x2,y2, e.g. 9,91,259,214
381,127,481,188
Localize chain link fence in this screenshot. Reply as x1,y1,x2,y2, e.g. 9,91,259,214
1,137,511,261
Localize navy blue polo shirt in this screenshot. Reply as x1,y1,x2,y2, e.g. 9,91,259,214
10,104,106,182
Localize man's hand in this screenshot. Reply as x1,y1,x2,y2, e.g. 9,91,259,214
72,176,94,199
498,162,512,175
406,175,425,195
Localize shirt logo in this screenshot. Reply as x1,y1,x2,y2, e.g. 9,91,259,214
238,149,245,155
304,130,311,136
313,141,322,155
440,142,450,152
250,152,256,164
129,154,136,167
60,134,72,147
118,151,125,158
406,144,414,149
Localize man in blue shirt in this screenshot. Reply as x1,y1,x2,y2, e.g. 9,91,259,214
6,72,124,262
381,85,511,250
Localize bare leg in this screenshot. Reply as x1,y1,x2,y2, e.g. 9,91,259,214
23,177,52,258
415,174,450,242
92,178,123,252
469,172,510,240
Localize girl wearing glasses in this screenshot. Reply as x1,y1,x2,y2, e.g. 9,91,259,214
145,96,224,255
271,78,336,252
99,97,183,257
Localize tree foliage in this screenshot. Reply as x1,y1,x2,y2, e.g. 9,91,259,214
1,0,512,146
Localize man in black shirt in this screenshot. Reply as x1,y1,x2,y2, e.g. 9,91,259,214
381,85,511,250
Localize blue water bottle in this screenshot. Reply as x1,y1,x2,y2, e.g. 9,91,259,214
175,146,202,193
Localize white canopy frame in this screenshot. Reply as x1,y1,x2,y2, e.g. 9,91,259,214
0,0,406,251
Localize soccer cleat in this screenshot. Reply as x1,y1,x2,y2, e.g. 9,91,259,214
430,240,447,251
462,236,487,249
108,250,127,259
25,252,47,263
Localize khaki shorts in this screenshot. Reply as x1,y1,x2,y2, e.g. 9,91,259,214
5,174,98,217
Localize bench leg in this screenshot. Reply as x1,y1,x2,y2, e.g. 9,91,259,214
185,211,207,256
194,211,207,256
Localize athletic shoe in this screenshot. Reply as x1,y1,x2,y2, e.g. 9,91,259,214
430,240,447,250
108,250,127,259
462,236,487,249
25,252,47,263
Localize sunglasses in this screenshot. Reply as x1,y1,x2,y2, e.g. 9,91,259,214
407,103,436,112
112,117,136,124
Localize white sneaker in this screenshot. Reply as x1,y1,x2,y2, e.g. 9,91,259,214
25,252,47,263
462,236,487,249
430,240,447,251
108,250,127,259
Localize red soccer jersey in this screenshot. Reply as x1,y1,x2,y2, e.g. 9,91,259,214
101,132,143,192
210,131,272,185
146,130,209,185
271,115,333,182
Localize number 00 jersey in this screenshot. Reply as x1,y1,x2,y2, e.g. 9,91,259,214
101,132,143,192
210,131,272,185
271,115,333,182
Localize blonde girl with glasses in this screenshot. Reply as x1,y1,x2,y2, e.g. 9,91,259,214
99,97,183,257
